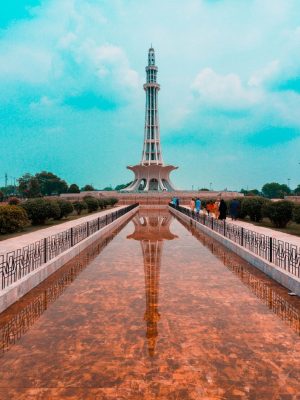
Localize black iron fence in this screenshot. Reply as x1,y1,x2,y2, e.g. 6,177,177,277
0,204,138,290
169,203,300,279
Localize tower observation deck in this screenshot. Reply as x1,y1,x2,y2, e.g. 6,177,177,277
122,47,177,192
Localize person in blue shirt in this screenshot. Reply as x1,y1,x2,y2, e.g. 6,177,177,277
195,198,201,214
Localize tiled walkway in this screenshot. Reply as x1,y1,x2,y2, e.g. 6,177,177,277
0,206,126,254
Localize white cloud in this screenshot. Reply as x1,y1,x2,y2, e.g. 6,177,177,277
248,60,280,87
0,0,139,105
192,68,262,109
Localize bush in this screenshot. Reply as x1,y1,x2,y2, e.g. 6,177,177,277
56,200,74,219
83,196,99,213
241,197,269,222
98,198,107,209
262,200,294,228
72,201,87,215
8,197,20,205
293,205,300,224
107,197,119,207
0,205,29,234
22,199,61,225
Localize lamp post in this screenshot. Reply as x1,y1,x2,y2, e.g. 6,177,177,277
287,178,291,189
209,182,212,191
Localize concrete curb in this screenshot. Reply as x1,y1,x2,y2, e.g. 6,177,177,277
170,207,300,296
0,207,138,313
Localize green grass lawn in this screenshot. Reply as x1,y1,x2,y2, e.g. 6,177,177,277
249,218,300,237
0,208,112,242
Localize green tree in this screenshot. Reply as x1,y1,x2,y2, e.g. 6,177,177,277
18,173,41,198
241,197,269,222
293,205,300,224
240,188,260,196
81,184,95,191
67,183,80,193
0,185,16,197
0,191,4,202
102,186,113,191
72,201,87,215
56,200,74,219
294,185,300,195
36,171,68,195
262,200,294,228
262,182,291,199
83,196,99,212
0,206,29,234
22,199,60,224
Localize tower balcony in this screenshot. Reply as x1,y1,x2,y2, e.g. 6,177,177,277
146,66,158,71
144,83,160,90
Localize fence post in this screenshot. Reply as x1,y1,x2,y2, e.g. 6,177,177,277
98,217,100,231
44,237,47,263
106,214,108,225
211,218,214,230
71,227,74,247
269,237,273,263
223,221,226,237
87,221,89,237
241,227,244,246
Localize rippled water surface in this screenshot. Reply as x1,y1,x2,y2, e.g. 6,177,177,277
0,209,300,400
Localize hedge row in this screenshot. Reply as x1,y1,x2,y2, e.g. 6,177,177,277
0,197,119,234
225,197,298,228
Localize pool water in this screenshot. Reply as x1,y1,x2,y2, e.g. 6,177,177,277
0,209,299,400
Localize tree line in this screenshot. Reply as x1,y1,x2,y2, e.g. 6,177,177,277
0,171,133,200
0,171,299,200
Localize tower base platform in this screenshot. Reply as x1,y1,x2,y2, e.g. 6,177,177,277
122,164,178,192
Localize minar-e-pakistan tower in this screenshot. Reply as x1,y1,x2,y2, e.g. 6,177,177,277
123,47,177,192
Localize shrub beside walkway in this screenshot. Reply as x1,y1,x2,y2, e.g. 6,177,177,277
0,206,125,254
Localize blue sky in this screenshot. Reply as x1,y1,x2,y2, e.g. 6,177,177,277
0,0,300,191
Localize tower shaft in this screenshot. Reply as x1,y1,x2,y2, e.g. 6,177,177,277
141,48,163,165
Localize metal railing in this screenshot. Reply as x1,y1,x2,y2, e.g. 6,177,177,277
169,203,300,279
0,204,138,290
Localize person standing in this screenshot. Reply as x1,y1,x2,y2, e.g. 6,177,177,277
206,201,213,216
214,199,220,219
229,198,240,221
190,198,195,212
218,199,227,220
195,198,201,215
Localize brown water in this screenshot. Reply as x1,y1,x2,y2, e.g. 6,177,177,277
0,210,300,400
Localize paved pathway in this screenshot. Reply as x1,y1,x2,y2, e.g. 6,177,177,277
0,206,126,254
184,206,300,248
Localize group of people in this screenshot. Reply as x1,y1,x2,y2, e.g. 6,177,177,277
189,197,240,221
171,196,240,221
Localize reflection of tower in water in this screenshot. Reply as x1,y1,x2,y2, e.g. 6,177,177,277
128,211,177,356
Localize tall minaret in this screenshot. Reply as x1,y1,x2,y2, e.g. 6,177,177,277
123,47,178,192
141,47,163,165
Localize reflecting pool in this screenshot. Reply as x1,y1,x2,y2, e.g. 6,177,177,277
0,209,300,400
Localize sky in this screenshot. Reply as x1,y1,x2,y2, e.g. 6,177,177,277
0,0,300,191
